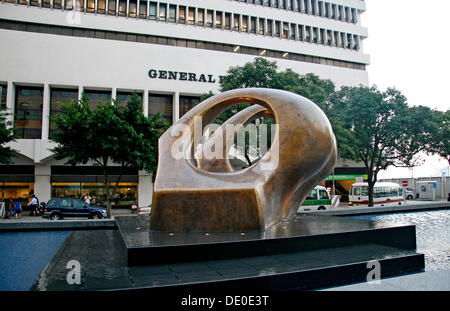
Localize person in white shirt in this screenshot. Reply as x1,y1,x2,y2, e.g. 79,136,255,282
84,194,92,205
27,195,39,216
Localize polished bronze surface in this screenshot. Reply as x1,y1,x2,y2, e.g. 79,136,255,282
150,88,337,232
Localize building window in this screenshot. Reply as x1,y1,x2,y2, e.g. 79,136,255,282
178,6,186,23
250,17,257,34
206,10,213,28
242,16,248,32
53,0,63,9
14,86,43,139
331,4,336,19
326,29,332,46
139,1,147,19
234,14,240,31
311,0,316,15
346,33,352,49
1,84,6,109
353,34,359,50
84,89,111,110
42,0,51,8
312,27,318,43
282,22,289,38
76,0,85,12
274,21,280,37
108,0,116,15
169,5,176,23
51,182,137,206
0,182,35,206
115,91,143,109
258,18,264,35
298,24,304,41
148,94,172,123
290,24,296,40
97,0,106,13
179,96,200,117
224,13,231,30
319,28,325,44
159,3,167,21
351,8,357,23
266,19,273,36
188,7,195,25
197,8,204,26
118,0,126,16
86,0,95,13
50,88,78,139
149,2,157,20
305,26,311,42
215,11,223,28
129,0,137,18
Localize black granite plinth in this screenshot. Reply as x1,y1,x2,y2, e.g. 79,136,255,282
32,229,425,291
116,215,418,266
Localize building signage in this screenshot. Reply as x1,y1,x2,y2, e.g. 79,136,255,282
148,69,222,84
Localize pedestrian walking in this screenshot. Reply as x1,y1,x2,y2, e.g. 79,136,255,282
27,195,39,216
8,198,14,218
14,201,22,219
83,193,92,205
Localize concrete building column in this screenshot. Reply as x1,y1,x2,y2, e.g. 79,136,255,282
6,81,14,127
138,170,153,206
34,164,51,204
173,91,179,122
143,90,148,117
41,83,50,140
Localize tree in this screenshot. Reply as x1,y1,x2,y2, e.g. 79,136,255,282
331,86,440,206
429,109,450,165
51,93,168,217
0,105,16,165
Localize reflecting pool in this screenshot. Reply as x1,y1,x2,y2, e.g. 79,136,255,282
349,209,450,271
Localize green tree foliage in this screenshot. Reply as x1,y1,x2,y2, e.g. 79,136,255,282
331,86,442,206
429,109,450,165
51,93,169,217
0,106,16,164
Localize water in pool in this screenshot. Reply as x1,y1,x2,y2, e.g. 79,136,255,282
0,231,69,291
349,209,450,271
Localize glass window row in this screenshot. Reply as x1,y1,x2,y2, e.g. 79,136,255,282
0,19,365,70
1,1,361,51
234,0,359,24
4,84,199,139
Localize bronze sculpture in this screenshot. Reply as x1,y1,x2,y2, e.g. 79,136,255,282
150,88,337,232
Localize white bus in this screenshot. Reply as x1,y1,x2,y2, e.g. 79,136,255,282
297,185,332,212
349,182,405,207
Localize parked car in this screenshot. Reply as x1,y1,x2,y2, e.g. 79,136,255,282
42,198,107,220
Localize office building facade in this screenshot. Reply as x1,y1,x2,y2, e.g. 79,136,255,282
0,0,369,206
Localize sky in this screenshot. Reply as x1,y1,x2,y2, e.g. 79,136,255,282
362,0,450,178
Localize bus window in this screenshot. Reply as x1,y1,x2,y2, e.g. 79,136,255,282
306,189,318,200
361,187,368,196
353,187,361,196
319,189,329,200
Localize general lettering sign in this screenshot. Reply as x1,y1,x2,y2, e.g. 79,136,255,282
148,69,222,84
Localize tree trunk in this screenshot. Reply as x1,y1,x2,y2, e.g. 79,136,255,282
244,147,252,166
103,165,112,218
367,177,374,207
